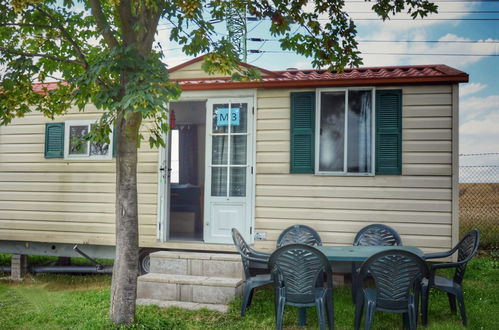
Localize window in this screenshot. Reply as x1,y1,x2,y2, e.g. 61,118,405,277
316,88,374,175
64,120,113,160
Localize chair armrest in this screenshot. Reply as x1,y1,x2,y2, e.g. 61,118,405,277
431,262,461,271
423,250,453,260
250,249,271,259
244,254,269,263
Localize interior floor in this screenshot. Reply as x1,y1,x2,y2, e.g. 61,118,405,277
169,231,203,241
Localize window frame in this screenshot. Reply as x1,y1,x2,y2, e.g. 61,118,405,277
64,120,113,160
314,87,376,176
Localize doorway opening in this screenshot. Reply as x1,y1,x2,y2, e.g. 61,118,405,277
168,101,206,241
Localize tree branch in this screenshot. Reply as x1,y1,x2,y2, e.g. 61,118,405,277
88,0,119,48
118,0,137,46
139,9,161,55
35,6,89,68
0,46,86,66
34,5,111,90
0,23,55,29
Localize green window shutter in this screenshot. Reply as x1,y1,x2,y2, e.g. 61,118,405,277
45,123,65,158
290,92,315,173
376,90,402,175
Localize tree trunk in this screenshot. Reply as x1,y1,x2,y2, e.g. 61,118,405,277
110,110,142,324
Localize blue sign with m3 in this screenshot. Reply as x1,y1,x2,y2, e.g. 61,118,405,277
217,107,240,126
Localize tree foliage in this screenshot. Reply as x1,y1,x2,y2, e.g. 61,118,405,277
0,0,438,324
1,0,438,142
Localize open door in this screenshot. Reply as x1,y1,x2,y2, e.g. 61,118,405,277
204,98,254,244
157,130,171,242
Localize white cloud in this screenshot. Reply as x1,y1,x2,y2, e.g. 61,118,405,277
349,1,476,32
342,1,499,68
358,33,499,68
460,107,499,155
163,54,192,68
461,112,499,136
293,61,312,69
460,94,499,123
460,83,488,97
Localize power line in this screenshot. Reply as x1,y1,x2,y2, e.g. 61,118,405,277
255,17,499,22
347,11,499,14
345,0,499,2
358,40,499,44
248,49,499,56
248,37,499,44
364,52,499,57
345,18,499,21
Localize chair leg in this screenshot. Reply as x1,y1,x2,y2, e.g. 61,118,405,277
247,288,255,308
403,313,409,330
414,291,420,329
297,307,307,326
421,284,429,326
354,295,364,330
241,285,252,317
408,302,417,330
447,293,457,314
364,300,376,330
326,290,334,330
316,299,326,330
275,296,286,330
351,262,358,304
456,290,467,327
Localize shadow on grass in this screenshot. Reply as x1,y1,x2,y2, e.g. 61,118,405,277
0,257,497,330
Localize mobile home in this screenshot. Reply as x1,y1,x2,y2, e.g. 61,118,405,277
0,56,468,270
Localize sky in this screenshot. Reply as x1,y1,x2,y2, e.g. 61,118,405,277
156,0,499,182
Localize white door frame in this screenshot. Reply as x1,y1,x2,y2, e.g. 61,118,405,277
156,89,257,244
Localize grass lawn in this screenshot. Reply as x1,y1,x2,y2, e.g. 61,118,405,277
0,256,497,330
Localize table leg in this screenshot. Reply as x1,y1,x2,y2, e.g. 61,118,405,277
298,307,307,326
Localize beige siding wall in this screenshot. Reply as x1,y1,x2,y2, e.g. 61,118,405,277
170,61,223,80
0,105,159,246
254,85,456,254
0,81,458,254
169,60,272,80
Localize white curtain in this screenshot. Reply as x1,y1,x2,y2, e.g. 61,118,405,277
357,92,372,172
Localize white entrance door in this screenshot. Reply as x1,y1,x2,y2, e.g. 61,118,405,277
204,98,254,244
157,130,171,242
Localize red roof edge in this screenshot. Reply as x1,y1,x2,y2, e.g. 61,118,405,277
177,75,469,91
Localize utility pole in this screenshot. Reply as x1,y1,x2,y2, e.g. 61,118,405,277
226,5,247,62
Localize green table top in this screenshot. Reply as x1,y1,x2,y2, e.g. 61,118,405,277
315,245,425,262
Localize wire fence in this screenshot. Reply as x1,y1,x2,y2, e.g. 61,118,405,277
459,154,499,251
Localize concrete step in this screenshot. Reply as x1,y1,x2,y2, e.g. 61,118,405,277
137,273,243,305
136,298,228,313
149,251,243,279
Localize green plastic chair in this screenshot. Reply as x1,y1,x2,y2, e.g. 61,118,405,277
354,250,429,330
269,244,334,330
276,225,322,248
421,229,480,327
351,224,402,303
231,228,272,317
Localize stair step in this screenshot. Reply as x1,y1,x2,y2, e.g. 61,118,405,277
136,298,228,313
137,273,243,305
150,251,243,278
